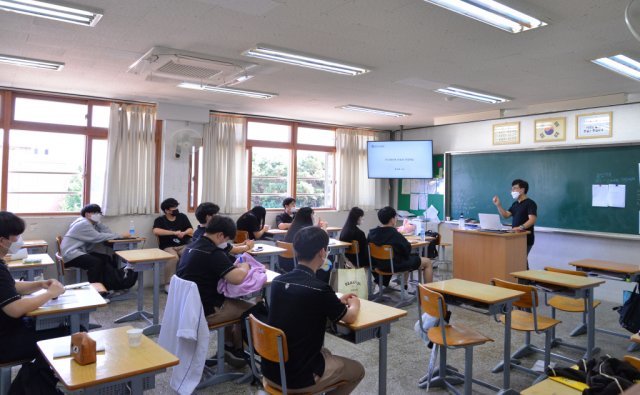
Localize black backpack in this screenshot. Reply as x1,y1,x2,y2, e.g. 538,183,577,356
614,283,640,333
9,360,62,395
425,230,439,259
102,265,138,291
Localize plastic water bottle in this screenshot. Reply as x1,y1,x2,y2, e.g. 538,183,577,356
458,213,465,229
420,228,426,242
129,220,135,237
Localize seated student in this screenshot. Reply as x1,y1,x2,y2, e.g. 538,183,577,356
176,215,253,366
236,206,269,240
153,198,193,292
61,204,129,285
275,197,296,230
264,226,364,394
339,207,369,268
367,206,432,285
279,207,327,273
193,202,255,254
0,211,67,389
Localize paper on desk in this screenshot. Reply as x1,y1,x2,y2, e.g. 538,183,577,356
401,179,411,195
592,184,608,207
42,293,77,307
410,194,420,210
607,184,625,208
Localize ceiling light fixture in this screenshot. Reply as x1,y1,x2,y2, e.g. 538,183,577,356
243,44,370,76
338,105,410,117
178,82,276,99
435,86,509,103
592,54,640,81
0,0,103,26
422,0,546,33
0,54,64,70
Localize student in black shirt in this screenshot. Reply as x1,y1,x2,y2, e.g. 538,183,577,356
236,206,269,240
264,226,364,394
275,197,296,230
152,198,193,291
339,207,369,268
192,202,220,242
368,206,433,284
176,215,253,364
280,207,329,274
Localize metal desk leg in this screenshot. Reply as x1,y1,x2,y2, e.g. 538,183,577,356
143,262,163,336
115,268,150,324
378,323,390,395
585,289,599,359
26,269,34,281
70,314,80,334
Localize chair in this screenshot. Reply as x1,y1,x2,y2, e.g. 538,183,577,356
434,233,452,275
0,359,30,395
275,241,295,272
55,236,82,284
367,243,418,308
624,355,640,371
491,278,562,377
235,230,249,244
417,285,493,395
245,314,345,395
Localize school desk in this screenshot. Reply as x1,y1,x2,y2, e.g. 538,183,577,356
248,243,286,268
23,239,48,253
7,253,55,281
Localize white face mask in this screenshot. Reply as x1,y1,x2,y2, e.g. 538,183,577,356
511,191,521,199
217,241,229,249
90,213,102,223
8,236,24,254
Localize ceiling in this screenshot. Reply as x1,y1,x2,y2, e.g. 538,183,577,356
1,0,639,130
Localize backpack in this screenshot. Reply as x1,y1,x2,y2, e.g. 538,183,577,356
102,264,138,291
425,230,439,259
9,360,62,395
614,283,640,333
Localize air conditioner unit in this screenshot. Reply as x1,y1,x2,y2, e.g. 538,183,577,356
128,46,257,86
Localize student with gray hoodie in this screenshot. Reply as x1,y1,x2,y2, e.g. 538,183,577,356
61,204,129,284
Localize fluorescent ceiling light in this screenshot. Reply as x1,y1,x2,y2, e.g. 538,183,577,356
592,54,640,81
423,0,546,33
178,82,276,99
338,105,410,117
0,0,103,26
243,44,370,76
435,87,509,103
0,54,64,70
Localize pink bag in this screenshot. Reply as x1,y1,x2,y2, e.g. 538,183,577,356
217,252,267,298
397,218,416,234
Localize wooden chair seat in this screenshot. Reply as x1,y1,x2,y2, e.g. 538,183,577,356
262,378,347,395
208,318,240,331
624,355,640,371
428,324,493,347
500,310,561,332
548,295,601,313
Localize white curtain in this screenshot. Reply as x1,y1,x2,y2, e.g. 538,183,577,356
102,103,156,215
201,115,247,214
336,128,388,210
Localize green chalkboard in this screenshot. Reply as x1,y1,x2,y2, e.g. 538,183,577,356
448,145,640,235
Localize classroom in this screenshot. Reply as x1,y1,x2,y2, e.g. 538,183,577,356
1,0,640,394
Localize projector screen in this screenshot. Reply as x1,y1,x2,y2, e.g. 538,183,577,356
367,140,433,179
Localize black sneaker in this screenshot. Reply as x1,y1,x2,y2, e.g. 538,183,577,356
224,346,247,369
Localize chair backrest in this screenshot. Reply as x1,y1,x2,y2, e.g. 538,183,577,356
418,284,447,319
345,240,359,255
55,235,63,254
235,230,249,244
276,241,295,259
368,243,393,260
624,355,640,371
248,314,288,363
544,266,587,277
491,278,538,309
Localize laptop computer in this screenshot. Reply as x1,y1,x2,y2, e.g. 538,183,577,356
478,213,510,232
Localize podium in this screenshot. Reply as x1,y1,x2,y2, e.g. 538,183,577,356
452,229,527,283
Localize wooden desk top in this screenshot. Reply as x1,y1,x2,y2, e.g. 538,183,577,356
326,226,341,233
248,243,286,257
329,239,351,249
6,253,55,269
425,279,524,304
37,326,179,391
340,297,407,331
115,248,174,263
24,239,48,247
521,377,581,395
511,270,605,289
265,269,280,285
632,333,640,344
452,228,526,238
569,259,640,275
265,229,287,236
106,237,146,244
27,285,107,317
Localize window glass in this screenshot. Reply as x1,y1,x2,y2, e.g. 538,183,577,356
7,130,85,212
91,105,111,128
251,147,291,208
14,98,88,126
297,127,335,147
90,139,107,205
197,146,203,204
296,150,334,208
247,121,291,142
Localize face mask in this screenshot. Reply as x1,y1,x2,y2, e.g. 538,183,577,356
511,191,520,199
217,241,229,249
320,258,333,272
8,236,24,254
90,213,102,223
171,209,180,216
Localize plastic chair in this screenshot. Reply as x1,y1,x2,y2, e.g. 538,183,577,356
235,230,249,244
275,241,296,272
367,243,417,308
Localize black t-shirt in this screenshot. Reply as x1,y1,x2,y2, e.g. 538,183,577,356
263,265,347,389
236,212,260,239
367,226,413,262
0,262,23,337
275,212,294,227
176,236,235,315
191,225,205,243
153,213,193,250
339,226,369,267
508,198,537,245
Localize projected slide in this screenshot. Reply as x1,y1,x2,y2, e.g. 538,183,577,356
367,140,433,179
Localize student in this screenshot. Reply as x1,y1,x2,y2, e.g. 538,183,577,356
339,207,369,268
279,207,326,273
61,204,129,284
176,215,253,366
153,198,193,291
263,226,364,394
275,197,296,230
0,211,67,388
193,202,255,254
236,206,269,240
492,178,537,260
368,206,432,284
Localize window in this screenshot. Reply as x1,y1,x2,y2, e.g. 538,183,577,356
90,139,108,204
247,120,335,210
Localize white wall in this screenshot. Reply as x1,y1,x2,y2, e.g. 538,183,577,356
406,102,640,302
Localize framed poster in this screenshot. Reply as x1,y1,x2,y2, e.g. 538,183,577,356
576,112,612,139
535,117,566,142
492,122,520,145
